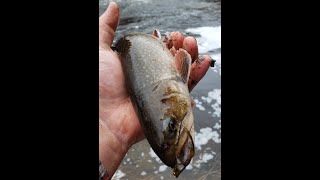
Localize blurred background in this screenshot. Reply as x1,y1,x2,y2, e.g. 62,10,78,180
99,0,221,179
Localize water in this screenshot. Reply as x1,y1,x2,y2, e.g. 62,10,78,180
99,0,221,179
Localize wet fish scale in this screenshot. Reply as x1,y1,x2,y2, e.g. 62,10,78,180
124,35,176,88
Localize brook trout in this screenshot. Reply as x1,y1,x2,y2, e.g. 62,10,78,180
115,33,195,177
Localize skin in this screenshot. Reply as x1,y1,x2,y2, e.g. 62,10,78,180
99,2,213,178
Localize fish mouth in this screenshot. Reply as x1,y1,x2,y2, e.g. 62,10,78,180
173,128,194,177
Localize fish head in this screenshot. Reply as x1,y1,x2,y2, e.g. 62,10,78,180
161,113,195,177
158,80,195,177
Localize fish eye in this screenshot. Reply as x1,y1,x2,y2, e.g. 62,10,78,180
162,117,177,138
169,120,176,132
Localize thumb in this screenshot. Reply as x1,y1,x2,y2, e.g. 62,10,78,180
99,2,120,47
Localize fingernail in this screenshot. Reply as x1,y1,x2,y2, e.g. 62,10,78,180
197,55,205,63
210,59,216,67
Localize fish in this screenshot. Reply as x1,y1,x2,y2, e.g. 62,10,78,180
115,33,195,177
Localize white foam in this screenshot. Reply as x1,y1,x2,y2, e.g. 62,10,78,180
185,26,221,53
112,170,126,180
194,97,206,111
149,148,161,163
194,98,199,103
212,131,221,143
161,176,164,179
195,104,206,111
214,122,221,130
195,127,215,150
194,162,201,168
186,164,193,170
197,89,221,117
211,103,221,117
192,152,215,168
199,89,221,118
159,165,167,172
202,153,214,163
126,158,130,162
214,119,221,130
209,89,221,104
141,171,147,176
141,152,144,157
201,89,221,105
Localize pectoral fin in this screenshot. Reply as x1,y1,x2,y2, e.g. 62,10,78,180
174,49,192,84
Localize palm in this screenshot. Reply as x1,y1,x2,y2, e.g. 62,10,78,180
99,45,145,146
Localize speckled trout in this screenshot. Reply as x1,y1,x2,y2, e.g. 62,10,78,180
115,32,195,177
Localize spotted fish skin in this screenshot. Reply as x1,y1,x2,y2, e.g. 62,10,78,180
115,34,195,177
117,34,178,95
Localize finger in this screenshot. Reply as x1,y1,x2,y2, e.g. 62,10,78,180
163,32,185,50
182,36,199,62
188,55,212,92
99,2,120,47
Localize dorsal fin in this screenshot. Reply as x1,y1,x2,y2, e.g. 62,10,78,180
174,49,192,84
170,46,177,56
152,29,161,39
